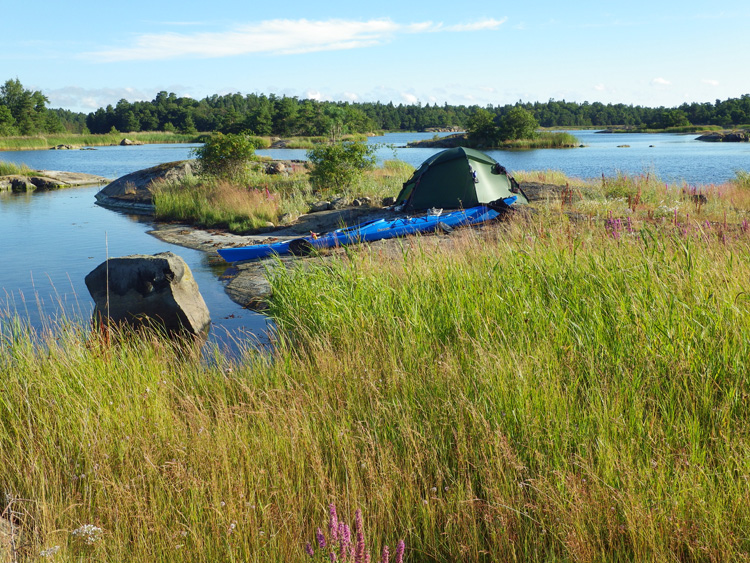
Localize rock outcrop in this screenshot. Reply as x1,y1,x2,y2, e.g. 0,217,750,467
696,130,750,142
94,160,195,213
84,251,211,338
0,171,108,193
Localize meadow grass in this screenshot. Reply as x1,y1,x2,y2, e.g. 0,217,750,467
0,131,200,150
152,159,414,233
3,204,750,561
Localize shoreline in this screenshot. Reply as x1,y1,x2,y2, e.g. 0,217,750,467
148,181,564,310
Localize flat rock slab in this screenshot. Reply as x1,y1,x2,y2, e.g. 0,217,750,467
0,170,109,192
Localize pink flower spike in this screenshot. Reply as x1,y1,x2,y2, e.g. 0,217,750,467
355,509,365,563
395,540,405,563
329,504,339,542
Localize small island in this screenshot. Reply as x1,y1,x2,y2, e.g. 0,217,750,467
407,107,580,150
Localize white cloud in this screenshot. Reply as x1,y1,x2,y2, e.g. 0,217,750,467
401,92,419,104
701,78,720,86
594,83,606,91
342,92,359,102
446,18,507,32
651,77,671,86
82,17,505,62
306,90,324,101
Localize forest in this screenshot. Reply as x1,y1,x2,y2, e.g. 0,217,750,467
2,78,750,138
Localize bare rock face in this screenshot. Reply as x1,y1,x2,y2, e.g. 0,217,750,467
94,160,195,212
84,252,210,338
265,161,286,175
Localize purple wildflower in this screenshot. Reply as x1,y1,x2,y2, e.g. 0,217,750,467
394,540,405,563
380,546,390,563
330,552,337,562
305,543,315,557
355,509,365,563
329,504,339,543
317,527,327,549
339,523,351,562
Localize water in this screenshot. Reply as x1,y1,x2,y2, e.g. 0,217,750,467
0,146,270,351
1,131,748,343
360,130,750,186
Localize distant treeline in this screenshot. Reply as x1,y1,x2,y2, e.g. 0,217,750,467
2,77,750,138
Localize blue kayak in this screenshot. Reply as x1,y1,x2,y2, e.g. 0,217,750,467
217,199,513,263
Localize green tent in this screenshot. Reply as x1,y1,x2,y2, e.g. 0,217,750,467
395,147,528,210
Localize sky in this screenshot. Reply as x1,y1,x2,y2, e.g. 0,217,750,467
2,0,749,114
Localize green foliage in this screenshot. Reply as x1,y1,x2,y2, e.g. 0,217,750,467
191,132,256,178
0,78,57,136
498,106,539,141
466,108,499,145
306,141,376,192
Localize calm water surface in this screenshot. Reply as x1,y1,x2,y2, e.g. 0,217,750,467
2,131,749,342
0,149,270,350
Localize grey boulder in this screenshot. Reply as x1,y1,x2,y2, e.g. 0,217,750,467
85,252,210,337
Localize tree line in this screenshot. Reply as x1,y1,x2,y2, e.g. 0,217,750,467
2,78,750,138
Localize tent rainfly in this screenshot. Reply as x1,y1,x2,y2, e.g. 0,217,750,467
395,147,528,211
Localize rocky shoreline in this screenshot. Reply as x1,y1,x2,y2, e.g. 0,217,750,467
695,130,749,142
0,170,109,193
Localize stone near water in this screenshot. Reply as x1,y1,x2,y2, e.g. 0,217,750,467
84,251,210,338
94,160,194,212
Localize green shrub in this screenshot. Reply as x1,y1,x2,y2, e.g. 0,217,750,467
306,141,376,193
191,132,257,178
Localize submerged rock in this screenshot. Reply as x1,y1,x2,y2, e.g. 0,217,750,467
85,251,210,338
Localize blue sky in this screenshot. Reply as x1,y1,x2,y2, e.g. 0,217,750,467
3,1,749,113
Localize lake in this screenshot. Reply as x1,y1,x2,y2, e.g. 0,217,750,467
1,130,749,345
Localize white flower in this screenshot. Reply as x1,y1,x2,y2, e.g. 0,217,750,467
39,546,60,557
71,524,104,545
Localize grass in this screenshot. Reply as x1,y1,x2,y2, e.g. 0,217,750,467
0,160,34,176
153,159,414,233
3,205,750,561
501,131,580,149
5,168,750,560
0,131,201,151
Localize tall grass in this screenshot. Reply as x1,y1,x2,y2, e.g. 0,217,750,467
3,212,750,561
0,160,34,176
153,174,286,232
502,131,580,149
153,160,414,233
0,131,200,151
